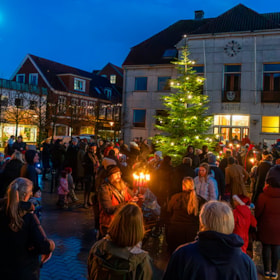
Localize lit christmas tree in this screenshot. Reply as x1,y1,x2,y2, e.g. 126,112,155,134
152,45,215,165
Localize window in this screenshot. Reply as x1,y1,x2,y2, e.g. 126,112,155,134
1,96,8,107
58,96,67,112
223,65,241,102
135,77,147,91
133,109,146,127
262,116,279,133
71,99,79,114
263,64,280,91
15,98,23,108
29,100,37,110
107,107,113,120
29,73,38,85
110,75,116,84
74,78,86,92
104,88,112,100
80,100,87,115
162,49,177,59
88,101,95,116
192,66,204,75
158,77,171,91
16,74,25,83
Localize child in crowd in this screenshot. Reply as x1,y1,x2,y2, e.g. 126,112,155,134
232,194,257,253
64,167,78,203
57,170,69,209
29,189,42,221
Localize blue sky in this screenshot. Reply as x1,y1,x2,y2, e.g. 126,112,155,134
0,0,279,79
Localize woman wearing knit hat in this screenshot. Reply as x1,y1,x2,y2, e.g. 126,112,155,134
232,194,257,253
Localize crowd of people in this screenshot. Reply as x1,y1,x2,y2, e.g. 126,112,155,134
0,134,280,279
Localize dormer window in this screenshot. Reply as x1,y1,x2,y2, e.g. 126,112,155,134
110,75,116,84
29,73,38,85
74,78,86,92
105,88,112,100
16,74,25,83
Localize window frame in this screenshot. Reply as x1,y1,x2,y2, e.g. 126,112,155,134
74,78,86,92
261,116,280,133
134,77,147,91
16,74,25,83
58,96,67,113
29,73,38,85
133,109,146,128
29,100,37,110
110,75,116,84
157,77,171,91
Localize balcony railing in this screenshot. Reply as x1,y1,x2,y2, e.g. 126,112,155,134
261,91,280,103
222,90,241,102
0,78,48,95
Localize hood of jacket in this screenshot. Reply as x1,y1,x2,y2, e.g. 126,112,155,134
198,231,244,265
263,185,280,198
91,237,148,273
234,204,252,220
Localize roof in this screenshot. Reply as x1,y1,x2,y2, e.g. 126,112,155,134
28,54,120,101
123,4,280,66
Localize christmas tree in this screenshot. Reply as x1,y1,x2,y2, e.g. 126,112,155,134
152,45,215,165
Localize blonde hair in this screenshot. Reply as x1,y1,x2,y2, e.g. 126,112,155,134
11,151,24,163
199,201,234,234
6,178,33,232
182,177,199,216
108,203,145,247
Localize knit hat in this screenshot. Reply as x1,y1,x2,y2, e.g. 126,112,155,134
266,165,280,188
207,153,216,164
107,165,121,177
154,151,162,158
232,194,251,206
102,158,117,170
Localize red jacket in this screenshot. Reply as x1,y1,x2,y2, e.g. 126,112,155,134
233,205,257,253
255,186,280,245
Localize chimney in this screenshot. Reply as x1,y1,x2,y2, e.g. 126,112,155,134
195,10,204,20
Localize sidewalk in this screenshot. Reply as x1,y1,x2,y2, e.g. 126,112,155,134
39,177,274,280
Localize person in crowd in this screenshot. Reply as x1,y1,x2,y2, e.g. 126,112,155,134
207,153,225,200
139,138,151,160
127,141,141,167
88,203,152,280
57,170,69,209
232,194,257,253
83,144,100,209
242,135,251,146
148,150,163,170
0,177,55,280
252,152,273,203
98,165,136,236
225,156,249,197
163,201,257,280
7,135,15,155
20,150,41,195
255,165,280,280
219,149,232,175
96,139,106,160
166,177,205,253
12,135,27,154
41,138,51,180
184,145,200,169
199,145,209,164
0,152,5,171
103,141,114,157
0,151,24,198
65,167,78,203
50,139,66,188
76,141,87,191
194,163,218,201
63,138,79,183
173,157,195,196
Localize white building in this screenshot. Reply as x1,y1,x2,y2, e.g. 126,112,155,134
122,4,280,147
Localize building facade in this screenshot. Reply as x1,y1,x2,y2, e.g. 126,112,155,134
122,4,280,147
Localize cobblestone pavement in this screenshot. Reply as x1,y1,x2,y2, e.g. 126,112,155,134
39,177,277,280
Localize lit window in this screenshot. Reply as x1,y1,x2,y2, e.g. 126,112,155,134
133,109,146,127
232,115,249,126
16,74,25,83
58,96,67,112
262,116,280,133
158,77,171,91
29,73,38,85
74,78,86,92
80,100,87,115
223,65,241,102
88,102,95,116
135,77,147,91
71,99,79,114
214,115,231,126
110,75,116,84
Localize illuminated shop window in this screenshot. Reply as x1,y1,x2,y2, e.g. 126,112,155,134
262,116,279,133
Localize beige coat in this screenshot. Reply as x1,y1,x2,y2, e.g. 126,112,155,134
225,164,249,196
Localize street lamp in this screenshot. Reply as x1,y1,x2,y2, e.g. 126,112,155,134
109,121,114,141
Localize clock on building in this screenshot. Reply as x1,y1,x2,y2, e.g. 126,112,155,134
224,40,241,57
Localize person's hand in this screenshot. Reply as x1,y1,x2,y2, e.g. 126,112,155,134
129,196,139,203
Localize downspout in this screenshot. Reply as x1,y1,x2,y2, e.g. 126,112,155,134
254,36,257,105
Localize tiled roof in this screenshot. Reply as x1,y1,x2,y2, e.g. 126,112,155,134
191,4,280,34
123,19,210,66
29,54,120,101
123,4,280,66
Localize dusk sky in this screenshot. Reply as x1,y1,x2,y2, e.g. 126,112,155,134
0,0,279,79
